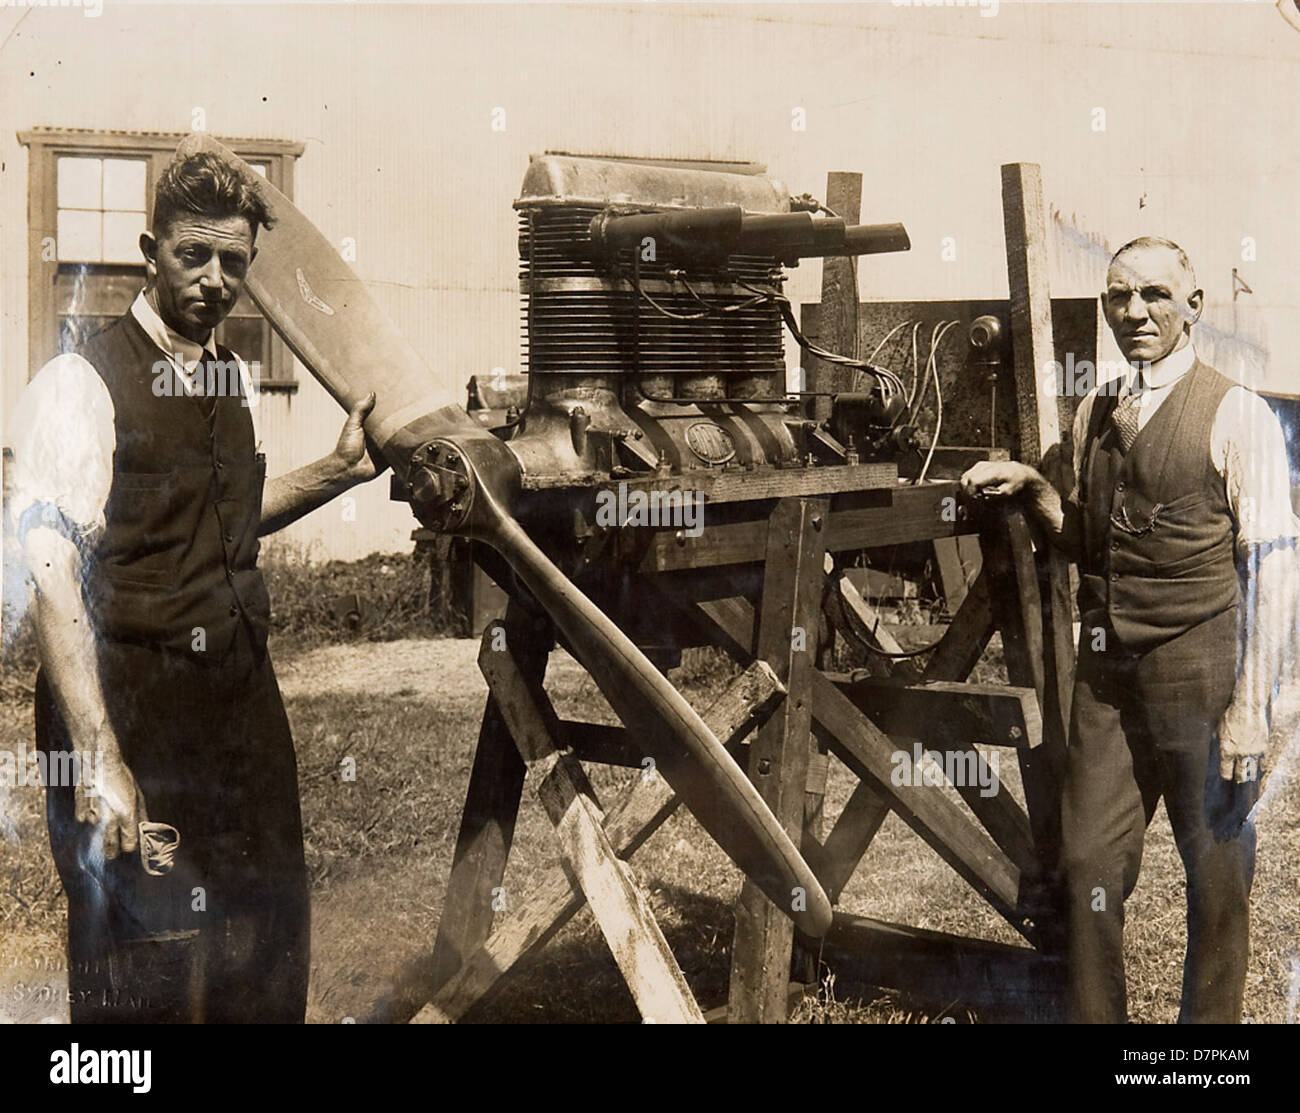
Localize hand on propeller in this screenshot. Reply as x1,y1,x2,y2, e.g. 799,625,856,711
333,392,391,483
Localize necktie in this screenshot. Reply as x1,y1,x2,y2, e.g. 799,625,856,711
194,355,217,432
1110,377,1142,452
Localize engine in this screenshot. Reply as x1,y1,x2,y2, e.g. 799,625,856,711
498,154,912,489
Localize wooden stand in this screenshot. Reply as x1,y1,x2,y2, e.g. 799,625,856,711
406,162,1077,1023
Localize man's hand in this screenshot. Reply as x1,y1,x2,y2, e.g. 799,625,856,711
959,458,1079,560
78,737,148,861
332,392,388,484
1218,700,1270,787
959,460,1046,500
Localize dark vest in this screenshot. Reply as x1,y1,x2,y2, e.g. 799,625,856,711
1077,358,1240,653
79,310,270,662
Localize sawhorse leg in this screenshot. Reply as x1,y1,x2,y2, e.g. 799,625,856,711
728,497,829,1023
428,601,549,995
476,620,705,1023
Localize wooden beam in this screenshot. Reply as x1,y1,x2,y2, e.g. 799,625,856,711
816,780,892,903
730,498,829,1024
824,674,1042,751
1000,162,1076,902
805,171,864,425
643,482,977,573
408,661,785,1024
1000,162,1064,475
468,628,704,1024
982,507,1067,891
426,602,542,997
821,913,1063,1021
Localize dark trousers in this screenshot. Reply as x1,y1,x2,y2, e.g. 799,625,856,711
1060,607,1258,1023
35,630,309,1023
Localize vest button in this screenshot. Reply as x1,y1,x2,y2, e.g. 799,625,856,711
1110,540,1119,551
1110,572,1119,582
215,459,224,469
224,531,234,544
1115,481,1125,492
229,605,239,617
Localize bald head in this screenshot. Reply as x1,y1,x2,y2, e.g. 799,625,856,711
1103,237,1202,365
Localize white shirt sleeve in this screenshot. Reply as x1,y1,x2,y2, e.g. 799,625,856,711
5,353,116,550
1068,390,1096,506
1212,386,1300,549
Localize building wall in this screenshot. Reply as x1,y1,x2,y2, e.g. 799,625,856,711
3,1,1297,563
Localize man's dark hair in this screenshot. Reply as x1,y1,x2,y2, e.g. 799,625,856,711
152,152,273,238
1109,236,1196,288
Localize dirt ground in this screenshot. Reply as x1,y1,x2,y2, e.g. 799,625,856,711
2,635,1298,1023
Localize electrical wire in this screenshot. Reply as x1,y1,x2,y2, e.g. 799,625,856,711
915,320,960,484
908,321,922,409
867,319,912,364
855,631,947,659
775,297,907,399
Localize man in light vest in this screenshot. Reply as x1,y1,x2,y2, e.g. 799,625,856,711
961,236,1297,1023
7,150,385,1021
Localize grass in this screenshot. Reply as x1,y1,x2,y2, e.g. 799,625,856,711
1,555,1298,1023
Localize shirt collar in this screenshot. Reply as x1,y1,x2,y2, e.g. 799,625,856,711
130,290,218,372
1132,341,1196,392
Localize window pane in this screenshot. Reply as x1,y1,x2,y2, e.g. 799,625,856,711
102,158,147,211
60,315,117,353
102,211,146,263
218,315,265,369
57,209,101,262
250,163,268,177
57,157,101,209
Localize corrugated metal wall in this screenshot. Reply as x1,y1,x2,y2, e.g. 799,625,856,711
3,2,1297,564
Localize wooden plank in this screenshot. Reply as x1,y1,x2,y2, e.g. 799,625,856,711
816,780,891,903
730,498,829,1024
583,462,897,505
824,675,1042,750
562,718,832,793
477,633,704,1024
805,171,864,425
821,913,1063,1022
983,508,1066,890
1000,162,1064,475
644,482,978,573
559,720,645,769
920,565,997,683
409,660,784,1024
1000,162,1075,901
933,537,970,613
427,602,541,996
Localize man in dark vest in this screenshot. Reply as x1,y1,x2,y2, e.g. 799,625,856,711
960,236,1297,1023
7,151,386,1021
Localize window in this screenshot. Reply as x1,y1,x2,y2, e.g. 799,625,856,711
20,129,304,388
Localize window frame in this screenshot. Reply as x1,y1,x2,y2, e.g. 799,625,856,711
19,128,305,390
